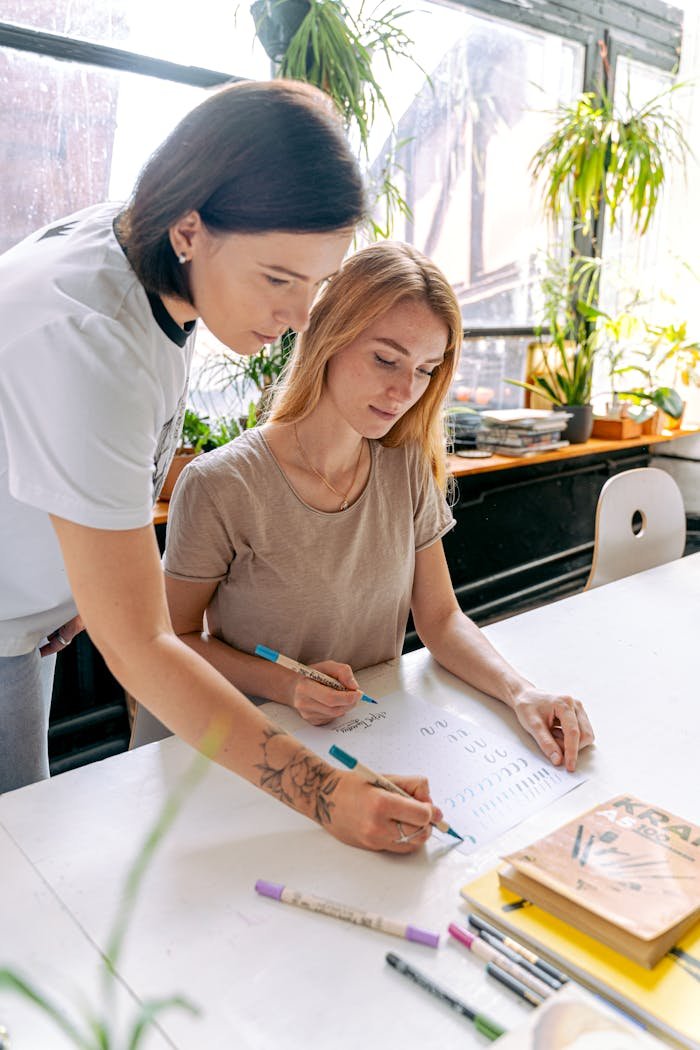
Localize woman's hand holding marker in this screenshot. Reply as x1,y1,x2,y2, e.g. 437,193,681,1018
330,772,438,853
289,660,362,725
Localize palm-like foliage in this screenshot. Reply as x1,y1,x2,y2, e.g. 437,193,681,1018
509,254,601,407
531,83,690,235
273,0,425,239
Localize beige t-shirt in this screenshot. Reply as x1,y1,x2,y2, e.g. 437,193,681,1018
163,427,455,670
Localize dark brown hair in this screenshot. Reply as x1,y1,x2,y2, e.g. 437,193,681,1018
119,80,366,301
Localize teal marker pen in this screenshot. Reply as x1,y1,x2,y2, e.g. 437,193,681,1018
330,745,464,842
255,645,377,703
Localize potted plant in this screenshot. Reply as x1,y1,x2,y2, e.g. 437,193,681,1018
527,65,690,442
644,320,700,428
530,79,689,239
251,0,423,239
509,254,600,443
610,334,686,433
576,299,687,435
250,0,310,61
159,409,241,501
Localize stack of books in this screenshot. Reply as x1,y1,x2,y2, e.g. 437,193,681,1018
461,794,700,1047
448,408,483,451
476,408,571,457
498,794,700,968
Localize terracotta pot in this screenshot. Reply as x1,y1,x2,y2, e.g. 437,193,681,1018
641,409,664,435
159,449,200,502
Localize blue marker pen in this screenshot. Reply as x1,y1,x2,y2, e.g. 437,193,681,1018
255,645,377,704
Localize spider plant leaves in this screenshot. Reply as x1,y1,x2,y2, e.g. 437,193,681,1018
127,996,200,1050
531,82,690,235
0,971,94,1049
279,0,414,157
507,377,564,406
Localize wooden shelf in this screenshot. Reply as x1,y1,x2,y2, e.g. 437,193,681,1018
447,427,698,477
152,428,698,523
153,500,169,526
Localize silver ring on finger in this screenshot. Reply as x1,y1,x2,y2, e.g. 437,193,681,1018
394,820,409,844
394,820,423,844
57,633,69,646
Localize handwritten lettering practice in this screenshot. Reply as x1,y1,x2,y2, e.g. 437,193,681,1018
264,692,586,852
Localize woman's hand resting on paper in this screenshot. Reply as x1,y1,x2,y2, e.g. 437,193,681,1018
330,772,439,853
290,660,362,725
509,686,594,773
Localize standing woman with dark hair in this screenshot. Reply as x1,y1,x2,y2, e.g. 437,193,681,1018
0,80,441,853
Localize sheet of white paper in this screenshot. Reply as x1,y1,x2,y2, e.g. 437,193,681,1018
263,691,586,852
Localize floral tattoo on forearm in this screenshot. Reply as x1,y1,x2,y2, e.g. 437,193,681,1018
256,726,340,825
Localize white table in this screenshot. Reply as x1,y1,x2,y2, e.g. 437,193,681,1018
2,556,698,1049
0,822,172,1049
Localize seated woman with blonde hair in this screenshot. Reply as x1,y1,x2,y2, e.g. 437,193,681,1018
164,242,594,772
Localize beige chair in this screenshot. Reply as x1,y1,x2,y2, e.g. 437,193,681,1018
586,467,686,590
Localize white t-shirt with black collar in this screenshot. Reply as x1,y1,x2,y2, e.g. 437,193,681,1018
0,202,195,656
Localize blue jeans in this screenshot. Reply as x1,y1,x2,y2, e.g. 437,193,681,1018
0,649,56,793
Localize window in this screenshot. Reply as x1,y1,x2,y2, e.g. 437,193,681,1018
3,0,268,77
1,0,688,419
368,2,584,328
0,46,205,252
0,2,271,252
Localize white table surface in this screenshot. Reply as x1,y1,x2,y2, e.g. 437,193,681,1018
1,555,698,1049
0,822,172,1049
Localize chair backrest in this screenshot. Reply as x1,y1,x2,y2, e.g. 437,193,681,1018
586,467,686,590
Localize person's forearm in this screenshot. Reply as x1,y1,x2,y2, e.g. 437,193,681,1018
178,630,297,705
102,630,339,826
418,609,532,710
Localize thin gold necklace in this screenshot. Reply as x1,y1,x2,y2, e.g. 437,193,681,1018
293,423,364,511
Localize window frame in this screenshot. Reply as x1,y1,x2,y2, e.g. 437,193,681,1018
0,0,686,345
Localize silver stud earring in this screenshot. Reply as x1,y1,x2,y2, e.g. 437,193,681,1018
177,252,187,264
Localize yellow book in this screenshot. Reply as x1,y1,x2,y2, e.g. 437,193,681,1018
461,868,700,1049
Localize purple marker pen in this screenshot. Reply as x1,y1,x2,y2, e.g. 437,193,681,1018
255,880,439,947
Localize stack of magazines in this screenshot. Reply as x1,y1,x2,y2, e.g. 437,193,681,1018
476,409,571,457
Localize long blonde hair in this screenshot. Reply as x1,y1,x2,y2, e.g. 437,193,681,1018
268,242,462,491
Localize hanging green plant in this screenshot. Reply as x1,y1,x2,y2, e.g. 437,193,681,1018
250,0,427,240
276,0,419,156
531,82,690,236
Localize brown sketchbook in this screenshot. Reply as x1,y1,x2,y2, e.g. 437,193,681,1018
499,795,700,968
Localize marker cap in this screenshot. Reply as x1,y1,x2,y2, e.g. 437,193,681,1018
406,925,440,949
255,645,278,662
329,744,358,769
255,879,284,900
447,922,474,949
